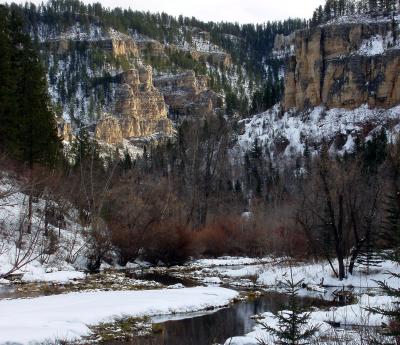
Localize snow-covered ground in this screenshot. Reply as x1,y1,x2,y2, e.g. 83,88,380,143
143,255,400,292
0,286,238,344
177,257,398,345
0,239,398,345
324,13,400,26
0,178,88,283
224,293,394,345
237,104,400,158
191,256,273,268
257,259,400,290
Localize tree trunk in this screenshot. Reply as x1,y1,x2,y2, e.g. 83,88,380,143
337,248,346,280
348,236,366,275
27,193,32,234
44,201,48,237
336,195,345,280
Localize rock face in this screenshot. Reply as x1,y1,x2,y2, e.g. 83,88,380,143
154,71,223,119
137,39,166,57
106,38,139,57
274,33,295,51
137,38,232,68
46,37,139,57
284,20,400,111
58,122,73,142
95,66,173,144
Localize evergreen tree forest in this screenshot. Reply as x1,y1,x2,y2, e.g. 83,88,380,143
311,0,400,26
0,5,61,168
6,0,307,117
12,0,306,77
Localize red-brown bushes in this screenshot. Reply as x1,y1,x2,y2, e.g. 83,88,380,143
141,221,193,265
267,224,310,259
193,207,312,259
194,216,270,257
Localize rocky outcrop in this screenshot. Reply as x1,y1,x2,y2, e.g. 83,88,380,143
137,39,166,57
136,39,232,68
283,20,400,111
108,38,139,57
154,71,223,119
94,117,123,144
95,66,173,144
58,122,73,142
273,33,295,57
46,37,139,58
190,50,232,68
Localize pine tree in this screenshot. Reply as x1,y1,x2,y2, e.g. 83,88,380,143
362,127,387,173
0,7,62,234
367,191,400,339
356,230,383,274
70,128,101,168
369,0,378,12
381,192,400,261
257,270,320,345
15,40,61,168
121,150,133,171
0,7,61,166
392,15,398,45
0,6,16,151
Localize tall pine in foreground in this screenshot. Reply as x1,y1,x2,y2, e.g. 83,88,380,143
0,6,61,165
0,5,16,151
0,6,62,233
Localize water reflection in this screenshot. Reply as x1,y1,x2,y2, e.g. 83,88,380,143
109,292,335,345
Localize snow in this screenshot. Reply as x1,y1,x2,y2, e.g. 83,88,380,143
36,24,132,44
167,283,185,289
0,178,88,281
237,104,400,159
310,294,392,326
21,269,85,283
256,259,400,289
224,293,395,345
338,134,356,155
187,254,400,291
0,287,238,344
174,33,226,54
202,277,223,285
191,256,271,267
357,31,400,56
358,34,386,56
324,14,398,26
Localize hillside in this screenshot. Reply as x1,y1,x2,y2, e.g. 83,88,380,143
240,12,400,161
8,0,305,151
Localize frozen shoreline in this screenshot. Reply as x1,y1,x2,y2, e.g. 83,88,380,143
0,286,238,344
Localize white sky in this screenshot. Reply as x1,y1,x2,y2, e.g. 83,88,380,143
2,0,326,23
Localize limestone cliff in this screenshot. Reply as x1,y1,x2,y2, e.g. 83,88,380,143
154,71,223,119
284,19,400,111
58,121,74,142
45,29,139,58
95,66,173,144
